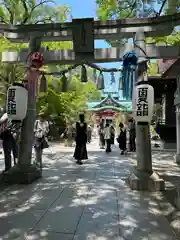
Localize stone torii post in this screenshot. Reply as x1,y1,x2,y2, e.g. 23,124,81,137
127,32,164,191
1,14,180,185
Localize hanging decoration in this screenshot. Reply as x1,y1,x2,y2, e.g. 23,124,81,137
110,72,116,85
81,65,88,83
28,52,44,69
93,68,97,83
119,74,123,90
39,74,48,93
97,71,105,90
53,77,59,91
68,70,72,82
61,73,68,92
122,51,137,100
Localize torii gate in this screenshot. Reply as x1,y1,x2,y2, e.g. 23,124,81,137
1,13,180,190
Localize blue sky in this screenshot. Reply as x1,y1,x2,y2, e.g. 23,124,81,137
56,0,161,96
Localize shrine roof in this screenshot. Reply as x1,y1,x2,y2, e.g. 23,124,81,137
87,95,132,112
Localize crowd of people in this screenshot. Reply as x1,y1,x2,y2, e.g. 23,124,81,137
0,110,136,170
98,119,136,155
70,115,136,165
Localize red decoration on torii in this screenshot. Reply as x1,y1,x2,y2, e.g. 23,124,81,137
23,52,44,93
27,52,44,69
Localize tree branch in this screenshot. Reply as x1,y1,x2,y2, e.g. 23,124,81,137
21,0,30,24
34,17,54,24
3,1,14,24
30,0,54,15
21,0,55,24
0,16,8,24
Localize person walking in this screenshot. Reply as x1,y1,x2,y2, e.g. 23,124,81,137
0,114,16,172
65,124,73,147
98,122,105,149
104,122,111,153
87,125,92,143
73,113,88,165
110,124,115,145
117,122,127,155
34,113,49,166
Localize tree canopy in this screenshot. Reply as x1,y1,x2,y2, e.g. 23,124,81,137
0,0,101,130
96,0,180,76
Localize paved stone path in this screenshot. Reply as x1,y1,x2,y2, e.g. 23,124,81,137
0,141,178,239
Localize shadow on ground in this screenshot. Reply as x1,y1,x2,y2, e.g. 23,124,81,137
0,144,177,239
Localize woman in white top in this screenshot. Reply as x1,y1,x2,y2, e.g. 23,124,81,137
104,123,111,153
34,113,49,165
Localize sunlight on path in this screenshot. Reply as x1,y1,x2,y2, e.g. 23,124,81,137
0,141,178,239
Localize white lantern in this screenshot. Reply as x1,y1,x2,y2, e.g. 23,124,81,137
6,84,28,121
133,84,154,122
0,113,8,123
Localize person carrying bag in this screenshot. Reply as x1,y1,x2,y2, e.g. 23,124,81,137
34,114,49,166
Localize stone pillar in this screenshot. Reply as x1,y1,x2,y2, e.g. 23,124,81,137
136,122,152,173
127,32,165,191
176,106,180,163
18,35,42,166
2,34,42,184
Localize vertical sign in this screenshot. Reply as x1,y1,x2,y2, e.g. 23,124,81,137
136,87,148,117
7,88,16,115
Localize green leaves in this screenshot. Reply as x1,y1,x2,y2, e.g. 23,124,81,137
0,0,71,24
36,73,100,125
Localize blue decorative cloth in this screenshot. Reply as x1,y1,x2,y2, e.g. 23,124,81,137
122,51,137,67
122,51,138,100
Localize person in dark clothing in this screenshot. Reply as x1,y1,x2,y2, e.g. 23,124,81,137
117,122,127,155
128,119,136,152
110,125,115,145
12,135,18,165
73,113,88,165
0,118,16,171
104,123,111,153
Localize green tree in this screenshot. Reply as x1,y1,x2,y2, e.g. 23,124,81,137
0,0,72,106
96,0,180,47
0,0,71,24
147,61,160,76
36,73,100,133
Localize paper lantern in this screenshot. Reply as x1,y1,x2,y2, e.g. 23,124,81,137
39,74,48,93
133,84,154,122
61,73,68,92
81,65,88,83
97,72,104,90
0,113,8,123
53,78,59,90
6,83,28,121
93,68,97,83
119,75,123,90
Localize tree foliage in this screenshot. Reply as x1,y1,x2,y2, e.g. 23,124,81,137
96,0,180,21
0,0,71,24
37,74,100,132
0,0,100,129
96,0,180,47
147,61,160,76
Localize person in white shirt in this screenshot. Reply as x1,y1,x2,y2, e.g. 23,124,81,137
104,122,111,153
34,113,49,165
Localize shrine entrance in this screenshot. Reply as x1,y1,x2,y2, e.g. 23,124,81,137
87,94,132,126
